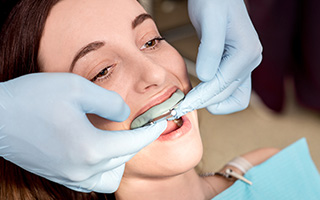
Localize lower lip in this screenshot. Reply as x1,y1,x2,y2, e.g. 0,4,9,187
157,115,191,141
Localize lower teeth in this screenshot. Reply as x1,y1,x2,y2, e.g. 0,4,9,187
173,118,183,127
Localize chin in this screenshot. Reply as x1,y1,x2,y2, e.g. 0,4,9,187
123,110,203,178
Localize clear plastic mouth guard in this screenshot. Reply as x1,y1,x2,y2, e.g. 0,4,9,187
130,89,185,129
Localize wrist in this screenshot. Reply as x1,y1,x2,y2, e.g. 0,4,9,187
212,156,253,191
226,156,253,173
217,165,243,188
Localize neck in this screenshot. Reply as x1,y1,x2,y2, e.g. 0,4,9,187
115,169,215,200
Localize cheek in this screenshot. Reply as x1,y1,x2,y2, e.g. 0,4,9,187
159,46,191,90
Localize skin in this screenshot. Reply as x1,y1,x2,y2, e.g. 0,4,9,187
39,0,204,198
38,0,279,199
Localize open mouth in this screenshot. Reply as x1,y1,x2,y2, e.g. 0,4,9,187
161,116,184,135
157,115,191,141
173,118,183,127
130,89,185,129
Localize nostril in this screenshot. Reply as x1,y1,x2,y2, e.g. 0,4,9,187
144,84,157,90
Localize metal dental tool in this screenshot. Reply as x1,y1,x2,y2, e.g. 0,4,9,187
130,89,185,129
145,101,182,126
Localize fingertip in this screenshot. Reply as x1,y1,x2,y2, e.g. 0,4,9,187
111,99,130,122
173,86,203,117
196,43,221,82
100,90,131,121
196,64,214,81
172,102,188,119
110,120,167,154
128,120,168,143
130,120,167,143
80,86,130,122
146,119,167,136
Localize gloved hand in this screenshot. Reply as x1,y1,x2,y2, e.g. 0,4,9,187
176,0,262,116
0,73,167,193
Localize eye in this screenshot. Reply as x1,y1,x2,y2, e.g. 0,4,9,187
90,65,114,82
140,37,165,50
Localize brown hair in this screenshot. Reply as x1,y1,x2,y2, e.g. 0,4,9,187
0,0,112,199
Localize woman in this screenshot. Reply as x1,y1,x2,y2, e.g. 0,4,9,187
0,0,278,199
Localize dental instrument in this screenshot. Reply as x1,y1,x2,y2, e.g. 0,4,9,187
130,89,184,129
144,101,182,126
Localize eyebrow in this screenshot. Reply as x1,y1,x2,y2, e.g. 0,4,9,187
69,41,105,72
132,13,153,29
69,13,152,71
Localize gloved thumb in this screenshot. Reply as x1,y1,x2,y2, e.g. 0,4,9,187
195,20,226,82
97,120,168,157
76,80,130,122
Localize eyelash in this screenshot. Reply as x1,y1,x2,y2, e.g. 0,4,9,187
90,65,114,82
91,37,165,83
140,36,165,51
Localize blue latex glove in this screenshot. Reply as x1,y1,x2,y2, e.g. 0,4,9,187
176,0,262,116
0,73,166,193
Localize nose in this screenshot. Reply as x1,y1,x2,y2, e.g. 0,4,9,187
131,53,167,93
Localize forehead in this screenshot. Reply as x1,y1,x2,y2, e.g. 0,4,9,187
49,0,144,28
39,0,145,71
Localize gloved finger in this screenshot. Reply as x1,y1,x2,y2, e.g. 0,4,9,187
80,151,135,178
48,119,166,186
64,164,125,193
75,78,130,122
180,36,261,115
89,120,167,161
195,27,261,107
174,71,250,118
90,163,125,193
218,4,262,85
62,153,133,192
195,9,227,82
98,153,136,172
217,44,262,87
193,72,250,109
206,76,252,114
60,120,172,194
174,72,241,117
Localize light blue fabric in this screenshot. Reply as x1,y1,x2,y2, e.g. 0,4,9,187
212,138,320,200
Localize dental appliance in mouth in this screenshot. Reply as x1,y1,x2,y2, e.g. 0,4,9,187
130,89,185,129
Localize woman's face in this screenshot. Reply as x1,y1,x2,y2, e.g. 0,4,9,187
39,0,202,178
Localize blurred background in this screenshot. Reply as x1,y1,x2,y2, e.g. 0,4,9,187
140,0,320,172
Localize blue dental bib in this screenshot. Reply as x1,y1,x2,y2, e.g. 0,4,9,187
212,138,320,200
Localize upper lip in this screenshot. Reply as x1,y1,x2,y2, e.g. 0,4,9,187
133,86,179,120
